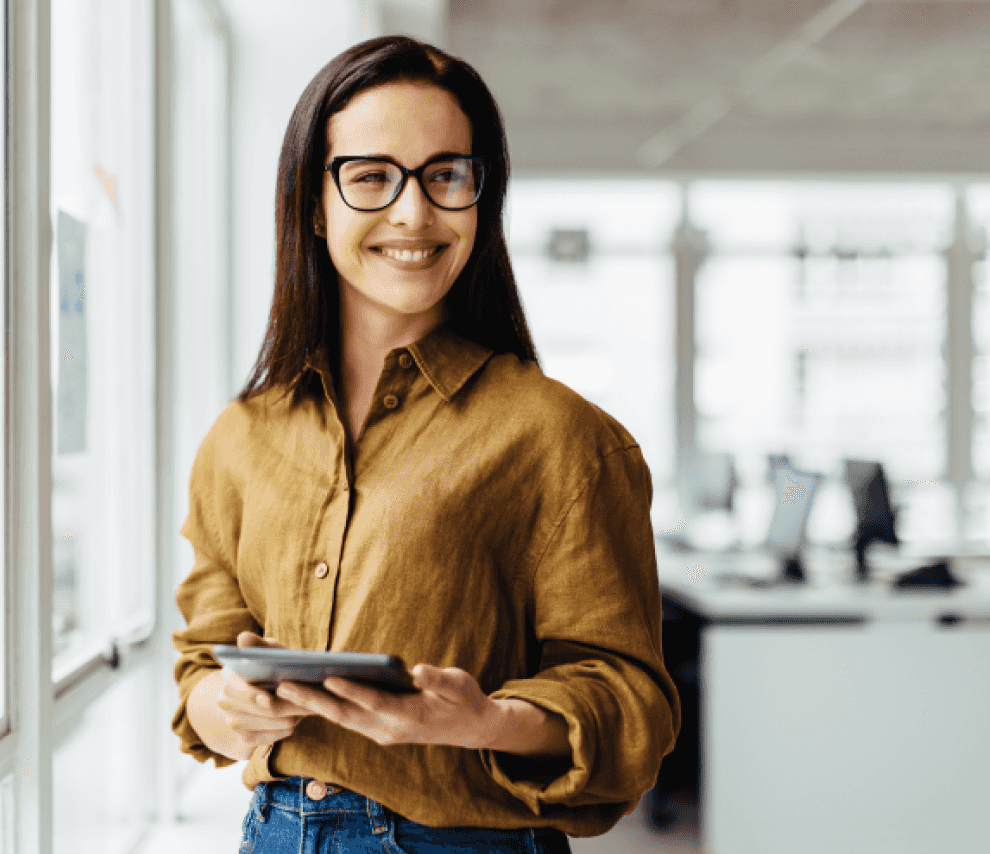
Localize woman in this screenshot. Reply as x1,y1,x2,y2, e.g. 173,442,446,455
172,34,681,854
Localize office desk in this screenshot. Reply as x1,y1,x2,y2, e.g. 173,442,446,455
654,545,990,854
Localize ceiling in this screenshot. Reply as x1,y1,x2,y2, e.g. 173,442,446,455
446,0,990,176
215,0,990,177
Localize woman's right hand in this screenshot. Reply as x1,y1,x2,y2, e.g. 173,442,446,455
190,630,313,761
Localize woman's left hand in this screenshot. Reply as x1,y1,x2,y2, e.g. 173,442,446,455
274,664,504,750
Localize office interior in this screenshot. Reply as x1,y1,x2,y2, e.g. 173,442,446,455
3,0,989,853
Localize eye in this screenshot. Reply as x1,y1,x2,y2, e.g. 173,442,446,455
352,170,389,184
430,167,469,185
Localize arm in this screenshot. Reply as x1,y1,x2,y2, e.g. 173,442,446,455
486,698,570,757
171,406,263,766
478,445,682,812
172,540,265,767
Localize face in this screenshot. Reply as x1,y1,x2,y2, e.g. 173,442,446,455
315,82,478,335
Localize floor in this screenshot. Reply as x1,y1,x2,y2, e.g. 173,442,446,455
138,760,703,854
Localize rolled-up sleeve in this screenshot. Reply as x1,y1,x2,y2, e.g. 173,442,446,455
171,407,262,767
480,444,681,815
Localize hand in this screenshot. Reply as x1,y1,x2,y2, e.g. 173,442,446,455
210,631,313,761
275,663,504,750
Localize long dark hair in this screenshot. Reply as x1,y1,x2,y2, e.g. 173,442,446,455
236,35,539,407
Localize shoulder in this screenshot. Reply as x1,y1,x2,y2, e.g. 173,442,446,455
195,384,308,467
474,352,640,461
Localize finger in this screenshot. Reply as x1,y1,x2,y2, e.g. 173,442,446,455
320,676,393,709
276,680,323,707
236,630,287,649
410,663,433,689
224,708,304,731
224,679,311,718
217,674,301,717
410,663,453,691
264,691,313,717
236,630,264,647
278,681,348,718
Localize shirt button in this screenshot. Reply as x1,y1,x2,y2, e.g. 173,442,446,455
383,394,399,410
314,562,329,578
306,779,327,800
398,353,413,369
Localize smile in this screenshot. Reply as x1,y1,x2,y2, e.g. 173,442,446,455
370,244,447,267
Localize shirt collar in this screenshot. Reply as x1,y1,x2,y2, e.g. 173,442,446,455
301,325,494,404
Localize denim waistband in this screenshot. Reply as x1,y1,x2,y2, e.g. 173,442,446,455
251,776,390,829
248,776,573,854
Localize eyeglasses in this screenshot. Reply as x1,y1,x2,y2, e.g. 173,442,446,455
326,155,485,212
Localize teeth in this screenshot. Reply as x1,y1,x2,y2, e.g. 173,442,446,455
377,246,439,261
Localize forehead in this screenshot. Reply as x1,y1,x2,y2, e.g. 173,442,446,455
327,82,472,159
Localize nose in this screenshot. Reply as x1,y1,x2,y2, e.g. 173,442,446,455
387,174,435,228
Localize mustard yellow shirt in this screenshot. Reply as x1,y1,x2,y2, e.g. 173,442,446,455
171,324,681,837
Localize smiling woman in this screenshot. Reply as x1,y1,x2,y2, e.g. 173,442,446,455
314,81,480,439
171,33,681,854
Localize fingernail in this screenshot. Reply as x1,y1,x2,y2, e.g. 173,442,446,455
256,694,271,708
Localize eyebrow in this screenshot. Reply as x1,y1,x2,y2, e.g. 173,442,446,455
355,150,472,162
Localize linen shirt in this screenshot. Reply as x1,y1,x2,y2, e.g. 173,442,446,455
171,324,681,837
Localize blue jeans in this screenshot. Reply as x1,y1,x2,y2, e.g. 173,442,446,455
239,776,573,854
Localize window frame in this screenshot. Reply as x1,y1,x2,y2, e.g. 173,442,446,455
2,0,189,849
7,2,57,852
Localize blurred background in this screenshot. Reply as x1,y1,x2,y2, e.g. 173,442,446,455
5,0,990,853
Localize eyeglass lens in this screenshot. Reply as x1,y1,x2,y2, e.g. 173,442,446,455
338,158,481,210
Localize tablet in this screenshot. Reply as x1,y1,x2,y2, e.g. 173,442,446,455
212,646,420,694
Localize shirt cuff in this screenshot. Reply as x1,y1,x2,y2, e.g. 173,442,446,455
478,680,596,816
246,741,293,785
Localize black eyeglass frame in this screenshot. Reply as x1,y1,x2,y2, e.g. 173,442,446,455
325,155,486,212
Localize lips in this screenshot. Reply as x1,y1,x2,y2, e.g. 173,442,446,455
368,242,450,271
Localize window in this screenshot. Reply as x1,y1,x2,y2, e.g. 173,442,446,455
49,1,157,852
687,181,962,549
170,0,233,791
505,178,986,552
966,184,990,482
0,0,7,731
49,0,155,677
965,184,990,544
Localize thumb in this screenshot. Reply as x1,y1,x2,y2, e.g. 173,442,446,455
236,630,282,648
236,631,262,647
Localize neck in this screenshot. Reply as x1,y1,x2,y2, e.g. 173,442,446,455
337,294,445,403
